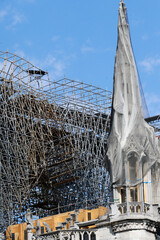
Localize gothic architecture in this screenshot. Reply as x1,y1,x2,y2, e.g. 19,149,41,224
7,1,160,240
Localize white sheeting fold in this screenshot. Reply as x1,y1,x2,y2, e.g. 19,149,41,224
107,2,160,184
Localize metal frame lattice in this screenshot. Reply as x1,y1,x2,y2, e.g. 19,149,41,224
0,51,112,235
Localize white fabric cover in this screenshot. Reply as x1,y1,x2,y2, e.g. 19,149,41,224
107,2,160,184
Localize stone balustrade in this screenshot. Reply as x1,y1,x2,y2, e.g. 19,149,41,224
39,229,97,240
117,202,150,215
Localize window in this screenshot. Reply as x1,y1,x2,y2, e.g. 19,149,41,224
130,188,137,202
41,226,44,234
24,230,27,240
128,152,138,184
128,151,139,202
120,188,126,203
88,212,91,221
83,232,89,240
11,233,15,240
72,214,76,222
79,233,82,240
91,232,96,240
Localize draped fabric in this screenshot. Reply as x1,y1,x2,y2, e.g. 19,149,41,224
107,1,160,184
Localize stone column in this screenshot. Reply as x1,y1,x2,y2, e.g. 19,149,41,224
25,209,34,240
126,185,130,214
75,232,80,240
26,227,33,240
145,169,152,205
113,185,120,203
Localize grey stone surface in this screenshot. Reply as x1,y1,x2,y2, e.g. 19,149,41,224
43,222,51,233
116,230,156,240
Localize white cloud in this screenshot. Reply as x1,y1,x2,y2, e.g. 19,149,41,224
0,5,26,30
131,18,144,27
53,61,65,77
13,13,24,25
10,47,74,80
139,57,160,72
141,35,148,41
0,10,8,21
13,43,26,58
81,39,97,54
15,49,25,58
44,55,67,78
7,12,25,29
81,46,94,54
30,54,68,79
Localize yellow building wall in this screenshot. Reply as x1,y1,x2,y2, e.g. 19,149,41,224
6,206,107,240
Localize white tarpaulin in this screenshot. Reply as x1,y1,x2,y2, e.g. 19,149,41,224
107,1,160,184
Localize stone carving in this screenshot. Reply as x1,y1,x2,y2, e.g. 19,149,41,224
109,204,121,219
36,220,41,235
25,209,34,240
32,233,39,240
43,222,51,233
112,220,157,233
26,209,34,229
38,230,97,240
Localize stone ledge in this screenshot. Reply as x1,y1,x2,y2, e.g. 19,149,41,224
111,219,158,234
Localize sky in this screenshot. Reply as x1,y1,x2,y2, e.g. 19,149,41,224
0,0,160,116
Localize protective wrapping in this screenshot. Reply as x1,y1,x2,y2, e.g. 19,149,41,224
107,2,160,185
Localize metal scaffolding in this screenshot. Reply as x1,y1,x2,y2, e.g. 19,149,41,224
145,115,160,136
0,51,112,234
